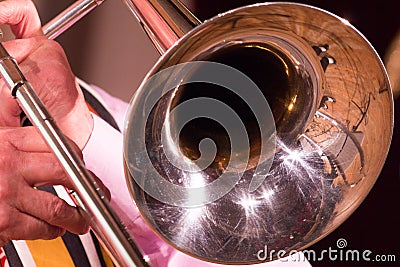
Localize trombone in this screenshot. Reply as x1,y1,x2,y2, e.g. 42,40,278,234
0,0,393,266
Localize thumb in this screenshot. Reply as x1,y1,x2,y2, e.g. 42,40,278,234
0,0,43,39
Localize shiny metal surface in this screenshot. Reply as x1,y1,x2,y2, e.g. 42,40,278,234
124,3,393,264
43,0,106,40
122,0,200,53
0,43,149,267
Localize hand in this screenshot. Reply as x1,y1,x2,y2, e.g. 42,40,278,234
0,0,93,148
0,127,91,246
0,0,104,245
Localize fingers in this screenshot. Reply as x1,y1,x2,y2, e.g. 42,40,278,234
0,93,21,127
0,0,43,39
16,186,89,235
2,127,85,190
18,152,76,189
1,127,109,199
0,181,86,245
1,127,73,185
2,126,84,156
18,150,111,200
0,187,88,246
0,126,107,243
2,127,49,152
0,206,65,244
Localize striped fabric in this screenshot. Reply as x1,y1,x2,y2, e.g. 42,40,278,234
3,228,114,267
1,82,119,267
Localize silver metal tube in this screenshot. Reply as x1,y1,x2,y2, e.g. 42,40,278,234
43,0,106,39
0,43,149,267
122,0,200,53
0,0,201,265
8,0,201,265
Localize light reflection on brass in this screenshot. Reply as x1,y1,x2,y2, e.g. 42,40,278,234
124,3,393,265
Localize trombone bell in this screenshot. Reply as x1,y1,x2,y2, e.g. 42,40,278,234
124,2,393,264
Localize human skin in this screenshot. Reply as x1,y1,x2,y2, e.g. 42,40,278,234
0,0,97,246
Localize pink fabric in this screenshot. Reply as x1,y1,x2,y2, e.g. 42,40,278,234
82,87,311,267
